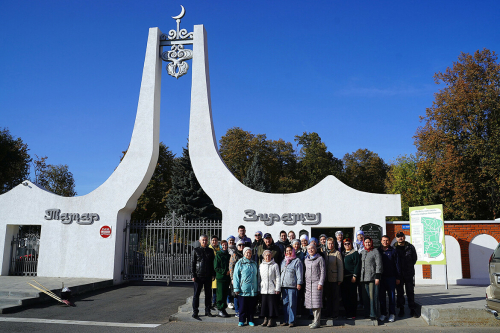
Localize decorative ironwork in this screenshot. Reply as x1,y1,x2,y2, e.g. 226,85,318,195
161,5,193,41
161,45,193,79
123,212,221,282
10,225,41,276
160,5,194,79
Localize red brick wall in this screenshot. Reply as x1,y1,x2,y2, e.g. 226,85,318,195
386,222,500,279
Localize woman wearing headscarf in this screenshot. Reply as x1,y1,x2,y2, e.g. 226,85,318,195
227,235,236,255
259,249,281,327
229,240,245,317
280,245,303,327
353,230,365,308
304,243,325,329
354,230,365,253
341,238,361,320
300,234,309,254
233,247,259,327
292,239,305,262
324,237,343,320
214,240,231,317
226,236,237,310
360,236,383,320
308,237,325,260
335,231,344,254
291,239,306,318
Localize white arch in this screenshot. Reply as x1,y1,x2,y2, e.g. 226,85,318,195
431,235,462,284
469,234,498,281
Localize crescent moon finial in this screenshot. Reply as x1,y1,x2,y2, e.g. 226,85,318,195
172,5,186,20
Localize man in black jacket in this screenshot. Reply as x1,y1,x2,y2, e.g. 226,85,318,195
255,233,283,266
378,235,400,322
191,234,216,319
394,232,418,318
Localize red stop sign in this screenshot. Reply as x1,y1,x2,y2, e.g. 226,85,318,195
100,226,112,238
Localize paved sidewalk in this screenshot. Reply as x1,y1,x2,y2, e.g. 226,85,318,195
0,276,113,313
415,284,500,326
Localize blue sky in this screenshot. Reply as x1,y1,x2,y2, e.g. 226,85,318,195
1,1,499,195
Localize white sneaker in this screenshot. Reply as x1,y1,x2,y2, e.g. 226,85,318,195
379,315,386,321
388,314,395,322
228,302,234,309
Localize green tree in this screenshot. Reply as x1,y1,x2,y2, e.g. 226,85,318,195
294,132,343,190
268,139,300,193
33,155,76,197
342,148,388,193
219,127,300,193
385,155,436,220
166,146,221,221
125,143,175,220
414,48,500,219
0,128,31,194
219,127,259,181
243,154,270,192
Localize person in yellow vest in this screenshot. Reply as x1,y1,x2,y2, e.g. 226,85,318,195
209,235,220,309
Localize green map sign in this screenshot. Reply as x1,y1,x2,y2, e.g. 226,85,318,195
409,204,447,265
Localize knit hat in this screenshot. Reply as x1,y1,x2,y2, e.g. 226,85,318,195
236,239,245,246
335,231,343,237
243,247,252,256
227,235,235,241
300,234,309,242
291,239,300,245
319,234,327,239
309,237,318,244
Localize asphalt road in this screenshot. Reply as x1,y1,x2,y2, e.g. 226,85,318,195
0,281,191,333
1,282,499,333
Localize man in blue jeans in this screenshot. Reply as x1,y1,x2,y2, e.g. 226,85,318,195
377,235,399,322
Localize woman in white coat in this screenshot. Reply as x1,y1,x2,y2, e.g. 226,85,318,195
259,249,281,327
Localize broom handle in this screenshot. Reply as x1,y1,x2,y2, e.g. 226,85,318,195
31,280,60,299
27,283,63,303
33,280,57,296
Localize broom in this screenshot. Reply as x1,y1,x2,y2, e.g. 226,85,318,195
27,281,71,306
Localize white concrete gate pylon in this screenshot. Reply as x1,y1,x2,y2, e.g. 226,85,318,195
0,28,162,282
188,25,402,239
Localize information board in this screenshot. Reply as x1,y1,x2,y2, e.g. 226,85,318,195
409,204,446,265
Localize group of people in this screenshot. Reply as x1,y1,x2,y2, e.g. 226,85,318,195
191,225,417,328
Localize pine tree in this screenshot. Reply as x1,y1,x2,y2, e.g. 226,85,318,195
165,147,221,221
131,143,175,220
243,154,270,192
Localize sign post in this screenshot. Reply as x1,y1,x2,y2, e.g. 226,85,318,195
409,204,447,289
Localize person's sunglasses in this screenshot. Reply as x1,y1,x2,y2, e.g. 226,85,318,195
344,243,351,245
255,235,261,237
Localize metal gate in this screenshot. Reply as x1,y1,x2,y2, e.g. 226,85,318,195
10,226,41,276
123,212,221,282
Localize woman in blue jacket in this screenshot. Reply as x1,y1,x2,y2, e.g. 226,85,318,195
280,245,303,327
233,247,259,327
